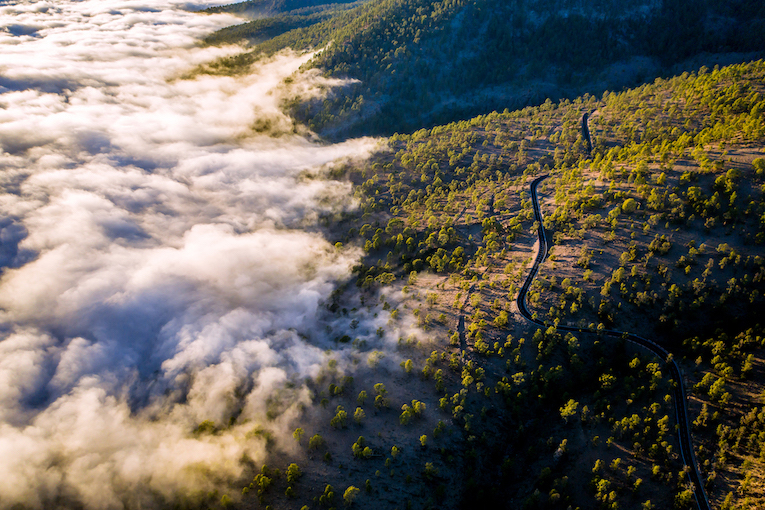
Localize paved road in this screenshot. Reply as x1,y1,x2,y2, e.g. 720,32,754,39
517,174,711,510
582,112,593,154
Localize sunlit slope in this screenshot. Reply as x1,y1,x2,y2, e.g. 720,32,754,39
204,0,765,138
329,59,765,508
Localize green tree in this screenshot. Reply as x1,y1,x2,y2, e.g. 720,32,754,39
560,399,579,423
308,434,325,450
286,463,302,483
331,405,348,428
423,462,439,480
374,383,389,408
343,486,360,506
622,198,638,213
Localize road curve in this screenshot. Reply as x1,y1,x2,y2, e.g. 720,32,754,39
517,174,711,510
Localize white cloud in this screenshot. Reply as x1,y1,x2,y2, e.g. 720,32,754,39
0,1,379,508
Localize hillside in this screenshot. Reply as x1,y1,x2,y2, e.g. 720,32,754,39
199,0,765,138
219,60,765,510
199,0,365,46
201,0,363,16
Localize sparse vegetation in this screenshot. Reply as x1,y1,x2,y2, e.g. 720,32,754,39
227,26,765,507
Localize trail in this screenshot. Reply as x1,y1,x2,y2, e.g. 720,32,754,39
517,174,711,510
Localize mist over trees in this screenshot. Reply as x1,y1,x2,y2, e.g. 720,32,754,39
194,1,765,507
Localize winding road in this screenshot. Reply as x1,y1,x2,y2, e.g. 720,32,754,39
517,174,711,510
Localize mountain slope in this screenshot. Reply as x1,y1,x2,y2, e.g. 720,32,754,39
328,58,765,509
201,0,363,16
201,0,765,138
220,57,765,510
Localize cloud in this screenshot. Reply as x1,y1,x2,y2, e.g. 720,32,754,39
0,1,380,508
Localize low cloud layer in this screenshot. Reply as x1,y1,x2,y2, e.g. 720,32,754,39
0,1,379,508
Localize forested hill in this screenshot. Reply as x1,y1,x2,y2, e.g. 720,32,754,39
199,0,366,46
219,57,765,510
332,59,765,510
201,0,362,16
201,0,765,139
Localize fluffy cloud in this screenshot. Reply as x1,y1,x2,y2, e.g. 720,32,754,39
0,1,379,508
